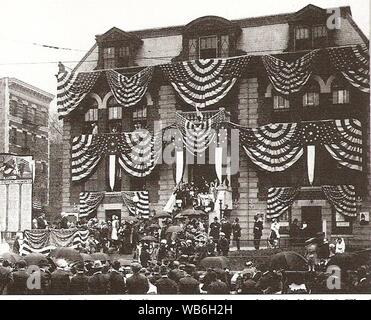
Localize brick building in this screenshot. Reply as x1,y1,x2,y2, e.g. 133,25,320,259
61,4,370,247
0,77,54,212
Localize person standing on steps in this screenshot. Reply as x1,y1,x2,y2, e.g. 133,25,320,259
253,214,263,250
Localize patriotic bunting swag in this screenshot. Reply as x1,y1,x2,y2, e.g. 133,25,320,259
71,131,161,181
160,56,251,110
175,109,226,155
322,185,357,217
79,192,105,218
267,185,357,219
267,187,300,219
327,44,370,93
262,50,318,95
57,64,101,118
20,229,90,256
232,118,363,173
106,67,153,107
122,191,150,216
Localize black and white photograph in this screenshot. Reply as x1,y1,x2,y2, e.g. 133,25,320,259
0,0,370,304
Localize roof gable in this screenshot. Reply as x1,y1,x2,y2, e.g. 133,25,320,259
96,27,142,45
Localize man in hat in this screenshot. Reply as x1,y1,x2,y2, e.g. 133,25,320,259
156,266,178,294
232,217,241,250
50,259,71,294
217,232,230,256
140,243,151,268
88,260,109,294
0,258,13,294
8,260,28,295
206,271,230,294
209,217,221,242
178,269,200,294
253,214,263,250
168,261,185,283
157,239,168,264
221,218,232,244
70,262,89,295
108,260,126,294
126,262,149,294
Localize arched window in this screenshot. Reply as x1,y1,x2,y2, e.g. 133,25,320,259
273,93,290,110
332,79,350,105
84,98,99,122
302,81,320,107
107,97,122,132
132,104,147,130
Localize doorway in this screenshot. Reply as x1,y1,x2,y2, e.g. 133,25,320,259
301,206,322,238
105,209,121,222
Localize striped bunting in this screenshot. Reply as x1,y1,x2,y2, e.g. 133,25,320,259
79,192,105,218
322,185,357,217
327,44,369,93
71,134,102,181
57,64,101,118
267,187,299,219
238,122,303,172
324,119,363,171
262,50,318,95
176,109,225,155
160,56,250,109
117,130,162,178
122,191,150,216
20,229,90,256
106,67,153,107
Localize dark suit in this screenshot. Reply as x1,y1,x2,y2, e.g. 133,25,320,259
156,276,178,294
50,269,71,294
168,268,185,283
70,272,89,295
8,269,29,295
240,279,260,294
108,270,126,294
126,273,149,294
178,275,200,294
253,221,263,250
88,272,109,294
207,280,230,294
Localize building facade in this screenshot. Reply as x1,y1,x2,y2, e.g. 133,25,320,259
61,5,370,247
0,77,54,212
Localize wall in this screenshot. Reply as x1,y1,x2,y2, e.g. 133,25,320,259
0,79,7,153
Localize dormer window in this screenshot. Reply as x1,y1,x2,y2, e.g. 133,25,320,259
103,47,115,69
182,16,241,61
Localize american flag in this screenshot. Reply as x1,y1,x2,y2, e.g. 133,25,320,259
267,187,299,219
106,67,153,107
122,191,150,216
322,185,357,217
327,45,369,93
160,56,251,109
262,50,319,95
57,63,101,118
79,192,105,218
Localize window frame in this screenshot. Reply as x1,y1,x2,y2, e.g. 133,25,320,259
273,95,290,111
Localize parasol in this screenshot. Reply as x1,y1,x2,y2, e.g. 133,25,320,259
90,252,110,262
140,235,157,242
269,251,308,271
0,252,22,264
24,253,49,267
154,212,172,219
181,208,204,217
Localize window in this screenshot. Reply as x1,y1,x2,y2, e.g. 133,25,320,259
108,105,122,120
10,128,17,144
85,98,99,122
303,82,320,107
132,105,147,129
220,35,229,58
103,47,115,69
189,39,198,61
119,46,130,58
295,26,310,40
273,95,290,110
279,209,291,235
42,162,47,174
313,25,327,39
333,89,350,104
107,97,122,132
199,36,217,59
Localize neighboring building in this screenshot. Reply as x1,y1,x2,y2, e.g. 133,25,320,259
61,4,370,247
0,77,54,213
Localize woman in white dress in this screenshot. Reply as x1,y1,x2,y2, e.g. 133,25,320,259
111,215,119,250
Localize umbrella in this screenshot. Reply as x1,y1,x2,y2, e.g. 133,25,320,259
0,252,21,264
80,253,93,262
269,251,308,271
149,224,160,229
140,235,157,242
24,253,49,267
90,252,110,262
50,248,83,264
166,226,183,234
199,256,230,270
121,216,138,223
154,212,172,219
327,253,358,271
